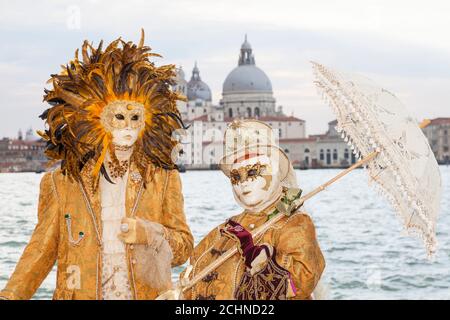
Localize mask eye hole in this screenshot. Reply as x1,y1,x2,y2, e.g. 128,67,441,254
115,114,125,120
247,169,257,177
230,171,241,184
131,114,139,121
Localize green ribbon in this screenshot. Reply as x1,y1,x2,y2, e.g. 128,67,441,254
267,187,303,220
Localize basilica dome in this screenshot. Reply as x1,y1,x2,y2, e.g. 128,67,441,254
223,36,273,95
187,62,212,102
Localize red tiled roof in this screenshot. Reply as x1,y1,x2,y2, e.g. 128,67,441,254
188,114,306,123
429,118,450,125
255,115,305,122
190,115,208,122
279,137,317,143
8,139,45,146
225,116,304,122
202,140,222,146
308,134,327,139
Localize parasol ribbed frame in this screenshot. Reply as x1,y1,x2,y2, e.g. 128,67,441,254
312,62,439,257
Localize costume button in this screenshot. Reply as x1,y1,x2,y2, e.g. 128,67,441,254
132,258,137,264
116,292,121,297
130,245,134,250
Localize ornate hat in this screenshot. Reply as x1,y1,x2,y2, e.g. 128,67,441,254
219,119,297,188
38,29,186,185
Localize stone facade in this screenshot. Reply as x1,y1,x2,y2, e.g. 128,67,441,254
0,129,47,172
174,36,357,169
422,118,450,164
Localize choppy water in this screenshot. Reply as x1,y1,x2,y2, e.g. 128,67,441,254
0,167,449,300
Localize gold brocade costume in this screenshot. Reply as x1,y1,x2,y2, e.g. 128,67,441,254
184,203,325,300
0,162,193,300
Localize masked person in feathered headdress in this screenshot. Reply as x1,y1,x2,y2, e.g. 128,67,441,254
0,30,193,300
179,119,325,300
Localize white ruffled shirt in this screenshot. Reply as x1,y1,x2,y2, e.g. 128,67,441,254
100,149,133,300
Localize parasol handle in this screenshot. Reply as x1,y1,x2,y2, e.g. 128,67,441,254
297,150,379,203
180,150,380,293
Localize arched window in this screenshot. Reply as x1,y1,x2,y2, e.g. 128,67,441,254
246,107,252,118
304,148,310,153
228,108,233,118
254,107,260,118
333,149,338,160
320,149,324,161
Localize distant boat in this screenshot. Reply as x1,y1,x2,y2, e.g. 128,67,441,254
178,164,186,173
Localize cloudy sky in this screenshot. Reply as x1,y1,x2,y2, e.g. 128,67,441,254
1,0,449,138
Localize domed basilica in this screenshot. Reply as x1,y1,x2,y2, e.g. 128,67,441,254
174,36,287,121
173,36,355,169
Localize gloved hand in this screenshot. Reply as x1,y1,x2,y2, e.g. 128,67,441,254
249,248,271,276
118,217,154,245
156,264,192,300
156,288,183,300
220,220,272,275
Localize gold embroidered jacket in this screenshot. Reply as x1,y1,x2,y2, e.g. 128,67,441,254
0,163,193,300
184,204,325,300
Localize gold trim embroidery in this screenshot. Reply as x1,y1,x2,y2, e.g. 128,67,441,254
230,162,268,185
64,214,85,246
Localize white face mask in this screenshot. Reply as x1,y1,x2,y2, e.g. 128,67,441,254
111,128,139,147
100,100,145,147
231,155,282,213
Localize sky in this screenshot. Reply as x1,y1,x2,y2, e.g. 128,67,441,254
1,0,449,138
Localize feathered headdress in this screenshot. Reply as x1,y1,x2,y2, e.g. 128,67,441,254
39,30,186,186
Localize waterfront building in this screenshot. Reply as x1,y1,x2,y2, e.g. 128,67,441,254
0,129,47,172
174,36,348,169
422,117,450,164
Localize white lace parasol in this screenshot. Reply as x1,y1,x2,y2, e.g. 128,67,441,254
312,62,442,257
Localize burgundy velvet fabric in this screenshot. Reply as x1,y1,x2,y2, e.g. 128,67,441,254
220,220,294,300
221,220,270,268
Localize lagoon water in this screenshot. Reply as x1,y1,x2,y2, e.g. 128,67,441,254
0,167,449,300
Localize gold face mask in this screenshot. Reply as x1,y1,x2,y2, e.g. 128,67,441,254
100,100,145,132
230,162,269,185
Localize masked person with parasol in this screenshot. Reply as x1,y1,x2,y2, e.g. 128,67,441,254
178,119,325,300
158,62,442,300
0,30,194,300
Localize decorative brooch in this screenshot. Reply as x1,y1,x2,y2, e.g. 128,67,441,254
107,160,129,179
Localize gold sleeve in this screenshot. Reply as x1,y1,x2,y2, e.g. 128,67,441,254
161,169,194,267
0,172,60,300
275,213,325,300
180,226,221,300
190,227,221,265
